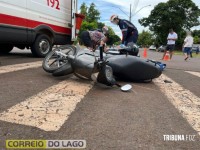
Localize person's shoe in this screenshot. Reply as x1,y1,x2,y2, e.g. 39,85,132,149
184,57,188,61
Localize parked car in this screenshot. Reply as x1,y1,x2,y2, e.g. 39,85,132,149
191,46,199,54
158,45,166,52
149,45,157,51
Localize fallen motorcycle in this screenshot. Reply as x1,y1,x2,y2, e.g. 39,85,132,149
42,43,139,74
43,45,134,91
42,44,162,90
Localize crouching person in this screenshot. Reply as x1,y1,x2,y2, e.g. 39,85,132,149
80,26,110,52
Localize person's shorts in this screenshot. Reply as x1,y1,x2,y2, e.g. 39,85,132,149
166,44,175,52
183,47,191,55
80,31,93,48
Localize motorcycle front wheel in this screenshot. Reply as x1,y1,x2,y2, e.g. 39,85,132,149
42,45,76,73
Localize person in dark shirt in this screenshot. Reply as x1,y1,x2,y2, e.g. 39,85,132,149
110,15,138,46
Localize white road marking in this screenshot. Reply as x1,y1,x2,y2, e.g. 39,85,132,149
154,74,200,135
0,78,93,131
185,71,200,78
0,61,42,74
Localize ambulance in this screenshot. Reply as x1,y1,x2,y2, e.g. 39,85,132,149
0,0,84,57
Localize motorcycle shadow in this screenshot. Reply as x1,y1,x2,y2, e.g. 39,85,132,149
114,77,153,84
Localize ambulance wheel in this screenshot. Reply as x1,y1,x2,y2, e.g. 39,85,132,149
31,34,53,57
0,45,13,54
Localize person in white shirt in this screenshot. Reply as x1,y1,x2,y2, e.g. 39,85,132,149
161,29,178,60
183,31,193,61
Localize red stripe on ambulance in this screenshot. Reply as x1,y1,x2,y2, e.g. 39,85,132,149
0,13,71,34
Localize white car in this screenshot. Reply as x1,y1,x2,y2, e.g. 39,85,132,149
158,45,166,52
191,46,200,54
149,45,157,50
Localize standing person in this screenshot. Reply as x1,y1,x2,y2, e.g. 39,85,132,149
197,46,200,54
110,15,138,46
80,26,109,52
183,31,193,61
161,29,178,60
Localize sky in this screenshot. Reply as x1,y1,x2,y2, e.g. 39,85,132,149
78,0,200,38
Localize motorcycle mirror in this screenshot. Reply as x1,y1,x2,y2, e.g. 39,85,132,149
121,84,132,92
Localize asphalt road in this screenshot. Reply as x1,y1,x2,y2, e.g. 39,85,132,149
0,48,200,150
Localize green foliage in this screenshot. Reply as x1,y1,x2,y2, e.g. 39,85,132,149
107,26,116,36
194,36,200,44
192,30,200,37
80,3,100,23
139,0,200,46
107,35,121,46
80,21,98,31
80,2,88,17
97,22,105,30
106,27,121,45
79,2,100,33
137,30,154,46
87,3,100,23
80,2,100,23
193,30,200,44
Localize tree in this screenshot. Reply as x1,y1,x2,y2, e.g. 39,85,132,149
79,3,100,34
192,30,200,37
81,21,98,31
80,2,88,17
194,36,200,44
106,26,121,45
137,30,154,47
193,30,200,44
139,0,200,47
107,35,121,46
112,35,121,45
97,22,105,30
79,3,99,36
79,2,100,23
87,3,100,23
